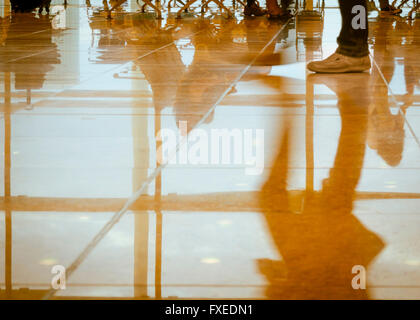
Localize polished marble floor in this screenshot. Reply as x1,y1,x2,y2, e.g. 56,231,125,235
0,0,420,299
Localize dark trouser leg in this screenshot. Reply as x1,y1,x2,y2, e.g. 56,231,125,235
281,0,292,8
378,0,389,9
336,0,369,58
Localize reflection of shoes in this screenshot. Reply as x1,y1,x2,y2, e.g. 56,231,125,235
380,5,402,15
307,52,371,73
244,3,267,16
254,52,283,66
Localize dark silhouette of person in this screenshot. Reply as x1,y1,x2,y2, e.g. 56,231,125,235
258,73,385,299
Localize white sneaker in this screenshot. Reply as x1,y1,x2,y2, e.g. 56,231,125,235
307,52,371,73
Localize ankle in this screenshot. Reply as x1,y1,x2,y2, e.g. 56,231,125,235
267,4,283,13
266,0,280,9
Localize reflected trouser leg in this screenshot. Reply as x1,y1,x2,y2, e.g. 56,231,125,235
325,85,370,211
281,0,292,8
378,0,389,9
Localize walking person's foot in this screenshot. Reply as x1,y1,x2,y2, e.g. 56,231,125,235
307,52,371,73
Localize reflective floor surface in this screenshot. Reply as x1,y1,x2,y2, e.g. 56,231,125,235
0,0,420,299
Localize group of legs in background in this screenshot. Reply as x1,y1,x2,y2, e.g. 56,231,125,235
6,0,419,74
244,0,292,18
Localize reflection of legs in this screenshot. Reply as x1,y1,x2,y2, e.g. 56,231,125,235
401,54,418,108
176,0,232,17
320,75,370,211
368,27,406,167
259,74,384,299
258,81,376,299
139,44,186,111
266,0,290,17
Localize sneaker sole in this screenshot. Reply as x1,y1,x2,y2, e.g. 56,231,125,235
307,65,371,74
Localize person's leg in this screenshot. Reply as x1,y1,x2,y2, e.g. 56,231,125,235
244,0,266,16
336,0,369,58
307,0,371,73
245,0,290,18
280,0,292,9
378,0,402,14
